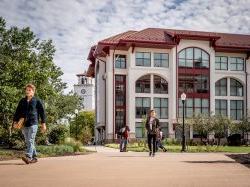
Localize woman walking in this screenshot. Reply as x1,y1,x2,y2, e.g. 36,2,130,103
145,109,159,157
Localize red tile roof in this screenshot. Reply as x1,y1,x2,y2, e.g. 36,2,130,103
86,28,250,77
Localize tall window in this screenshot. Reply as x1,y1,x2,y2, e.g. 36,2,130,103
115,55,126,69
229,57,244,71
154,98,168,119
178,74,208,94
230,100,243,120
135,122,143,138
215,99,227,116
215,78,227,96
154,53,169,68
215,56,228,70
115,75,126,133
135,97,150,118
178,98,209,117
178,47,209,68
136,52,151,67
230,78,243,96
154,75,168,94
136,75,151,93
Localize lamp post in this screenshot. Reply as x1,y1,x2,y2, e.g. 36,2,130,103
181,93,186,152
75,109,79,140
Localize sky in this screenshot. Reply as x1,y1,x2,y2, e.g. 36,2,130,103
0,0,250,93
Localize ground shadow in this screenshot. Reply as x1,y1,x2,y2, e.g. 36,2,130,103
107,156,149,158
0,162,26,166
183,160,235,164
226,154,250,168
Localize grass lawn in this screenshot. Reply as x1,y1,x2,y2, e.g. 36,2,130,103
0,145,91,161
105,143,250,153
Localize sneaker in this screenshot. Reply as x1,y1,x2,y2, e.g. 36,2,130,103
149,152,152,156
30,157,38,164
21,156,31,164
152,153,155,157
163,148,167,152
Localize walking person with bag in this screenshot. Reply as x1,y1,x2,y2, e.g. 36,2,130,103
13,84,46,164
119,125,130,152
145,109,159,157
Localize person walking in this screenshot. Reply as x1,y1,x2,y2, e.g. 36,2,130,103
119,126,130,152
145,109,159,157
13,84,46,164
156,128,167,152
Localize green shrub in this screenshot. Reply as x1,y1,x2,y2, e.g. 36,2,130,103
64,137,84,152
37,145,74,156
48,125,69,144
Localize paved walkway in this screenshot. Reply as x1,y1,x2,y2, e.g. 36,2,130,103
84,145,120,152
0,150,250,187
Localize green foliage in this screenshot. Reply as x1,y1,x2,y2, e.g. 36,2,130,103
64,137,84,152
0,17,82,146
36,145,74,156
48,125,69,144
70,111,95,144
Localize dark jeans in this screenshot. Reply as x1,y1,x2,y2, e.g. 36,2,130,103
147,134,157,153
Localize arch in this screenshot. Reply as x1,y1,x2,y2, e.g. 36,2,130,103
178,47,210,68
135,74,151,93
215,78,227,96
230,78,243,96
153,75,168,94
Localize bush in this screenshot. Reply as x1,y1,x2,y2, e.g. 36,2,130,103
37,145,74,156
64,137,84,152
80,126,92,145
48,125,69,144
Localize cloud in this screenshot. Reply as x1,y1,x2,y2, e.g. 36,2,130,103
0,0,249,93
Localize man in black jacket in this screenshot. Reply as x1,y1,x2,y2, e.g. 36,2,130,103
145,109,159,157
13,84,46,164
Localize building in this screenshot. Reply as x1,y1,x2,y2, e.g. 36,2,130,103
86,28,250,143
74,72,95,111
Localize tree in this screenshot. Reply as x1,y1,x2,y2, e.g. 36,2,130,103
190,114,213,145
70,111,95,144
0,17,81,146
212,115,232,145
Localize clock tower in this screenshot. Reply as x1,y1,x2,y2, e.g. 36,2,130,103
74,71,95,111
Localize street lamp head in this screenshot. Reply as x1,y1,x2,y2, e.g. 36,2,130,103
181,93,186,101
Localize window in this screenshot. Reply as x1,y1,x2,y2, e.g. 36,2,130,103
135,122,143,138
178,74,209,94
178,98,209,117
136,52,151,67
115,55,126,69
154,98,168,119
215,78,227,96
136,75,151,93
230,100,243,120
215,56,228,70
135,97,151,118
178,47,209,68
229,57,244,71
115,75,126,133
230,78,243,96
215,99,227,116
154,75,168,94
154,53,169,67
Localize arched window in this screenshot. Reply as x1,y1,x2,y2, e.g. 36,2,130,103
178,47,209,68
154,75,168,94
230,78,243,96
135,75,151,93
215,78,227,96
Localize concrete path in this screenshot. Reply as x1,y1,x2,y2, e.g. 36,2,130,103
84,145,119,152
0,151,250,187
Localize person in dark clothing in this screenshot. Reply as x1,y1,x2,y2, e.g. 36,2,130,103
13,84,46,164
145,109,159,157
119,126,130,152
156,128,167,152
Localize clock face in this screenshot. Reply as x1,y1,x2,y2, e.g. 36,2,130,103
81,89,86,94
